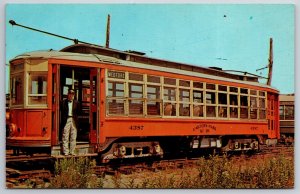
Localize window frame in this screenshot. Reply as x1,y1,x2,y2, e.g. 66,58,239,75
26,71,48,107
11,72,25,107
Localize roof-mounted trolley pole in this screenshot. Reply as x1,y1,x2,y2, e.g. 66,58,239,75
9,19,98,46
267,38,273,86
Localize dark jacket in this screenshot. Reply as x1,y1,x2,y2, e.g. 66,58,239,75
61,99,81,129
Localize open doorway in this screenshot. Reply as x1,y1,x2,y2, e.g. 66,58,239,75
59,66,91,143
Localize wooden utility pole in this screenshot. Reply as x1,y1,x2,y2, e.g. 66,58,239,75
267,38,273,86
105,14,110,48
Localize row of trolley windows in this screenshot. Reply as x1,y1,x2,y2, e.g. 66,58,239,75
106,70,267,120
279,105,294,120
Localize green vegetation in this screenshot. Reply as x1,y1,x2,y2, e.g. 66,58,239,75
50,157,103,188
49,154,294,189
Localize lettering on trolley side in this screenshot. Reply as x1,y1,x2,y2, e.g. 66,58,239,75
108,71,125,79
250,126,258,131
129,125,144,130
193,123,216,133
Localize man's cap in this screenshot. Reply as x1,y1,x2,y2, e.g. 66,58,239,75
68,89,75,94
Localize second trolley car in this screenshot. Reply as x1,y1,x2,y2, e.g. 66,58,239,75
279,94,294,144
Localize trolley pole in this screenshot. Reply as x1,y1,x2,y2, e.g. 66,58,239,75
9,19,99,46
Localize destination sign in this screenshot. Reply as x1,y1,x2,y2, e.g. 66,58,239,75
108,71,125,79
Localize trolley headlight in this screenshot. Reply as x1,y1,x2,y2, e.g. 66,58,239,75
6,111,10,121
7,123,17,137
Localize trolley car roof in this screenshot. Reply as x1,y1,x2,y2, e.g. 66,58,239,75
279,94,294,102
11,49,278,92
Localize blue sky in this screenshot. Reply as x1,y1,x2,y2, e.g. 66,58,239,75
5,4,294,94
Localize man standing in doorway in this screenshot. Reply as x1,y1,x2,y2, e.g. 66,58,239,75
61,88,81,156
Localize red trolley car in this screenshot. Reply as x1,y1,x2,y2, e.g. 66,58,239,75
6,44,279,161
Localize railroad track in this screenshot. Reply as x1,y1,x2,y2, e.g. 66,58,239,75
6,144,294,188
6,154,52,162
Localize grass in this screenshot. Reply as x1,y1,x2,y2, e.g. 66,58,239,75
49,154,294,189
49,157,103,188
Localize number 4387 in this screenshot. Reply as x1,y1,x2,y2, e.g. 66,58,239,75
129,125,144,130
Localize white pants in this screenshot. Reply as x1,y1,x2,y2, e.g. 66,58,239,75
62,117,77,155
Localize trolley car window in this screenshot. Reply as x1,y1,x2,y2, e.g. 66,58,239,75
129,73,143,81
107,99,125,115
285,105,294,120
107,80,126,115
193,91,203,103
230,107,238,118
147,75,160,83
164,87,176,101
129,83,144,115
279,105,294,120
259,98,266,108
218,85,227,92
207,106,216,117
258,91,267,119
147,101,161,116
193,82,203,89
218,106,227,118
164,103,176,116
279,105,284,120
27,72,47,105
164,77,176,85
218,92,228,118
179,88,190,117
147,85,160,100
147,85,161,116
259,110,266,119
240,95,249,119
230,94,238,105
206,83,215,90
206,91,216,117
230,87,238,93
193,105,204,117
250,97,257,107
179,104,190,116
129,83,143,98
250,90,257,95
179,80,190,87
29,74,47,94
11,74,24,105
250,96,258,119
206,92,216,104
240,96,248,106
129,100,143,115
240,107,248,119
240,88,248,94
230,94,238,118
179,89,190,102
218,93,227,105
259,91,266,97
108,82,124,97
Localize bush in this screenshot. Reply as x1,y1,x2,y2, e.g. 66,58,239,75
50,157,103,188
121,154,294,189
49,154,294,189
